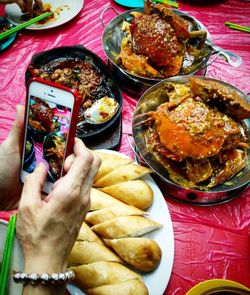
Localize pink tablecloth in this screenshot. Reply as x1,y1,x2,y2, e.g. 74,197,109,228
0,0,250,294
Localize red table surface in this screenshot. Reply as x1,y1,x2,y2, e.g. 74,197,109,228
0,0,250,294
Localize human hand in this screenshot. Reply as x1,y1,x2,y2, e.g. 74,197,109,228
0,105,24,211
16,138,101,276
1,0,43,16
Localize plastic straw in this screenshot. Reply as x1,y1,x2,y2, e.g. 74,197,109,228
224,21,250,33
156,0,179,8
0,214,17,295
0,12,53,41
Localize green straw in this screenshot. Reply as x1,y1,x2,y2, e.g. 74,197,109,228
0,214,17,295
0,11,54,41
155,0,179,8
224,21,250,33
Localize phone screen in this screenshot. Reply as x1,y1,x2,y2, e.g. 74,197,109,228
23,94,72,183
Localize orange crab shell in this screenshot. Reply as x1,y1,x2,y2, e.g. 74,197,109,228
152,97,241,160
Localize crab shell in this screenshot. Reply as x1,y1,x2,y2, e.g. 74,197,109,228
139,77,250,188
153,97,242,161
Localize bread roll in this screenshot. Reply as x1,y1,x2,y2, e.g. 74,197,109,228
93,152,133,182
100,180,154,209
86,205,146,225
90,188,125,211
69,261,142,290
77,222,104,245
91,216,162,239
86,279,149,295
68,241,123,266
104,238,162,272
94,164,152,187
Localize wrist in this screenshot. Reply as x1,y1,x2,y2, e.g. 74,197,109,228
24,255,67,274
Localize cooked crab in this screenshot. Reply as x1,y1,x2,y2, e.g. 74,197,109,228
117,0,207,78
134,77,250,189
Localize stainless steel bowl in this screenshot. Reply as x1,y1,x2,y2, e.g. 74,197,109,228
132,76,250,205
101,6,242,97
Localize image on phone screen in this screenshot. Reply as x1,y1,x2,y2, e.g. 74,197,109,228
23,95,72,183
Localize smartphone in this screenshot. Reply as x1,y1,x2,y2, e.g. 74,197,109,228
20,77,82,194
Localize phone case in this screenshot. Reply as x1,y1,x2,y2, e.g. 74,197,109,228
29,77,82,163
22,77,82,187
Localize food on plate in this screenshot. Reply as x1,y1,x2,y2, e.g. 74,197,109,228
43,133,66,179
77,222,104,245
29,97,58,132
116,0,207,79
28,59,117,133
90,188,133,211
93,151,133,181
133,77,250,190
86,205,146,225
67,152,162,294
68,241,122,266
21,3,68,25
91,216,162,239
86,279,149,295
25,140,32,156
99,180,153,209
69,261,143,290
83,96,119,124
94,164,152,187
104,238,162,272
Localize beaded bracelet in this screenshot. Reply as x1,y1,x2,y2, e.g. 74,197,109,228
13,270,75,285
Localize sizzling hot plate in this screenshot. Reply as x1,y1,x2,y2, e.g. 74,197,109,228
132,76,250,205
25,45,122,139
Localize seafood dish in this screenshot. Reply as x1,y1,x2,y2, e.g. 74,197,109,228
29,97,60,134
27,49,121,137
116,0,208,79
43,132,66,180
133,77,250,190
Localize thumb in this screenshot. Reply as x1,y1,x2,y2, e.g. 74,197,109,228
7,105,25,148
19,163,47,209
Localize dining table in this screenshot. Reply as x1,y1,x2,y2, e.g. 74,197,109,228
0,0,250,294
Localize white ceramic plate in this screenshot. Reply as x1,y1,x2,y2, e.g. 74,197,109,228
5,0,84,30
67,149,175,295
0,220,24,295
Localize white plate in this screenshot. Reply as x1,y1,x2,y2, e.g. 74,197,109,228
67,149,175,295
5,0,84,30
0,220,24,295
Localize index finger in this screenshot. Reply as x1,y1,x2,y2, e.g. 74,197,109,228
63,138,94,186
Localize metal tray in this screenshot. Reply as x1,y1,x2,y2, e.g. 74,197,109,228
101,6,242,97
132,76,250,205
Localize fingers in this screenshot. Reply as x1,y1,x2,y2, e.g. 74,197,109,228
79,153,101,192
64,154,75,173
64,139,94,184
19,163,47,209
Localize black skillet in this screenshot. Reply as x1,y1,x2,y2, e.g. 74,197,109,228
25,45,122,139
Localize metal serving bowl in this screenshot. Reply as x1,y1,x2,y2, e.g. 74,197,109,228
25,45,122,139
132,76,250,205
101,7,242,97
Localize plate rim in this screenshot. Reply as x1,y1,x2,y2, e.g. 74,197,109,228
5,0,84,31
